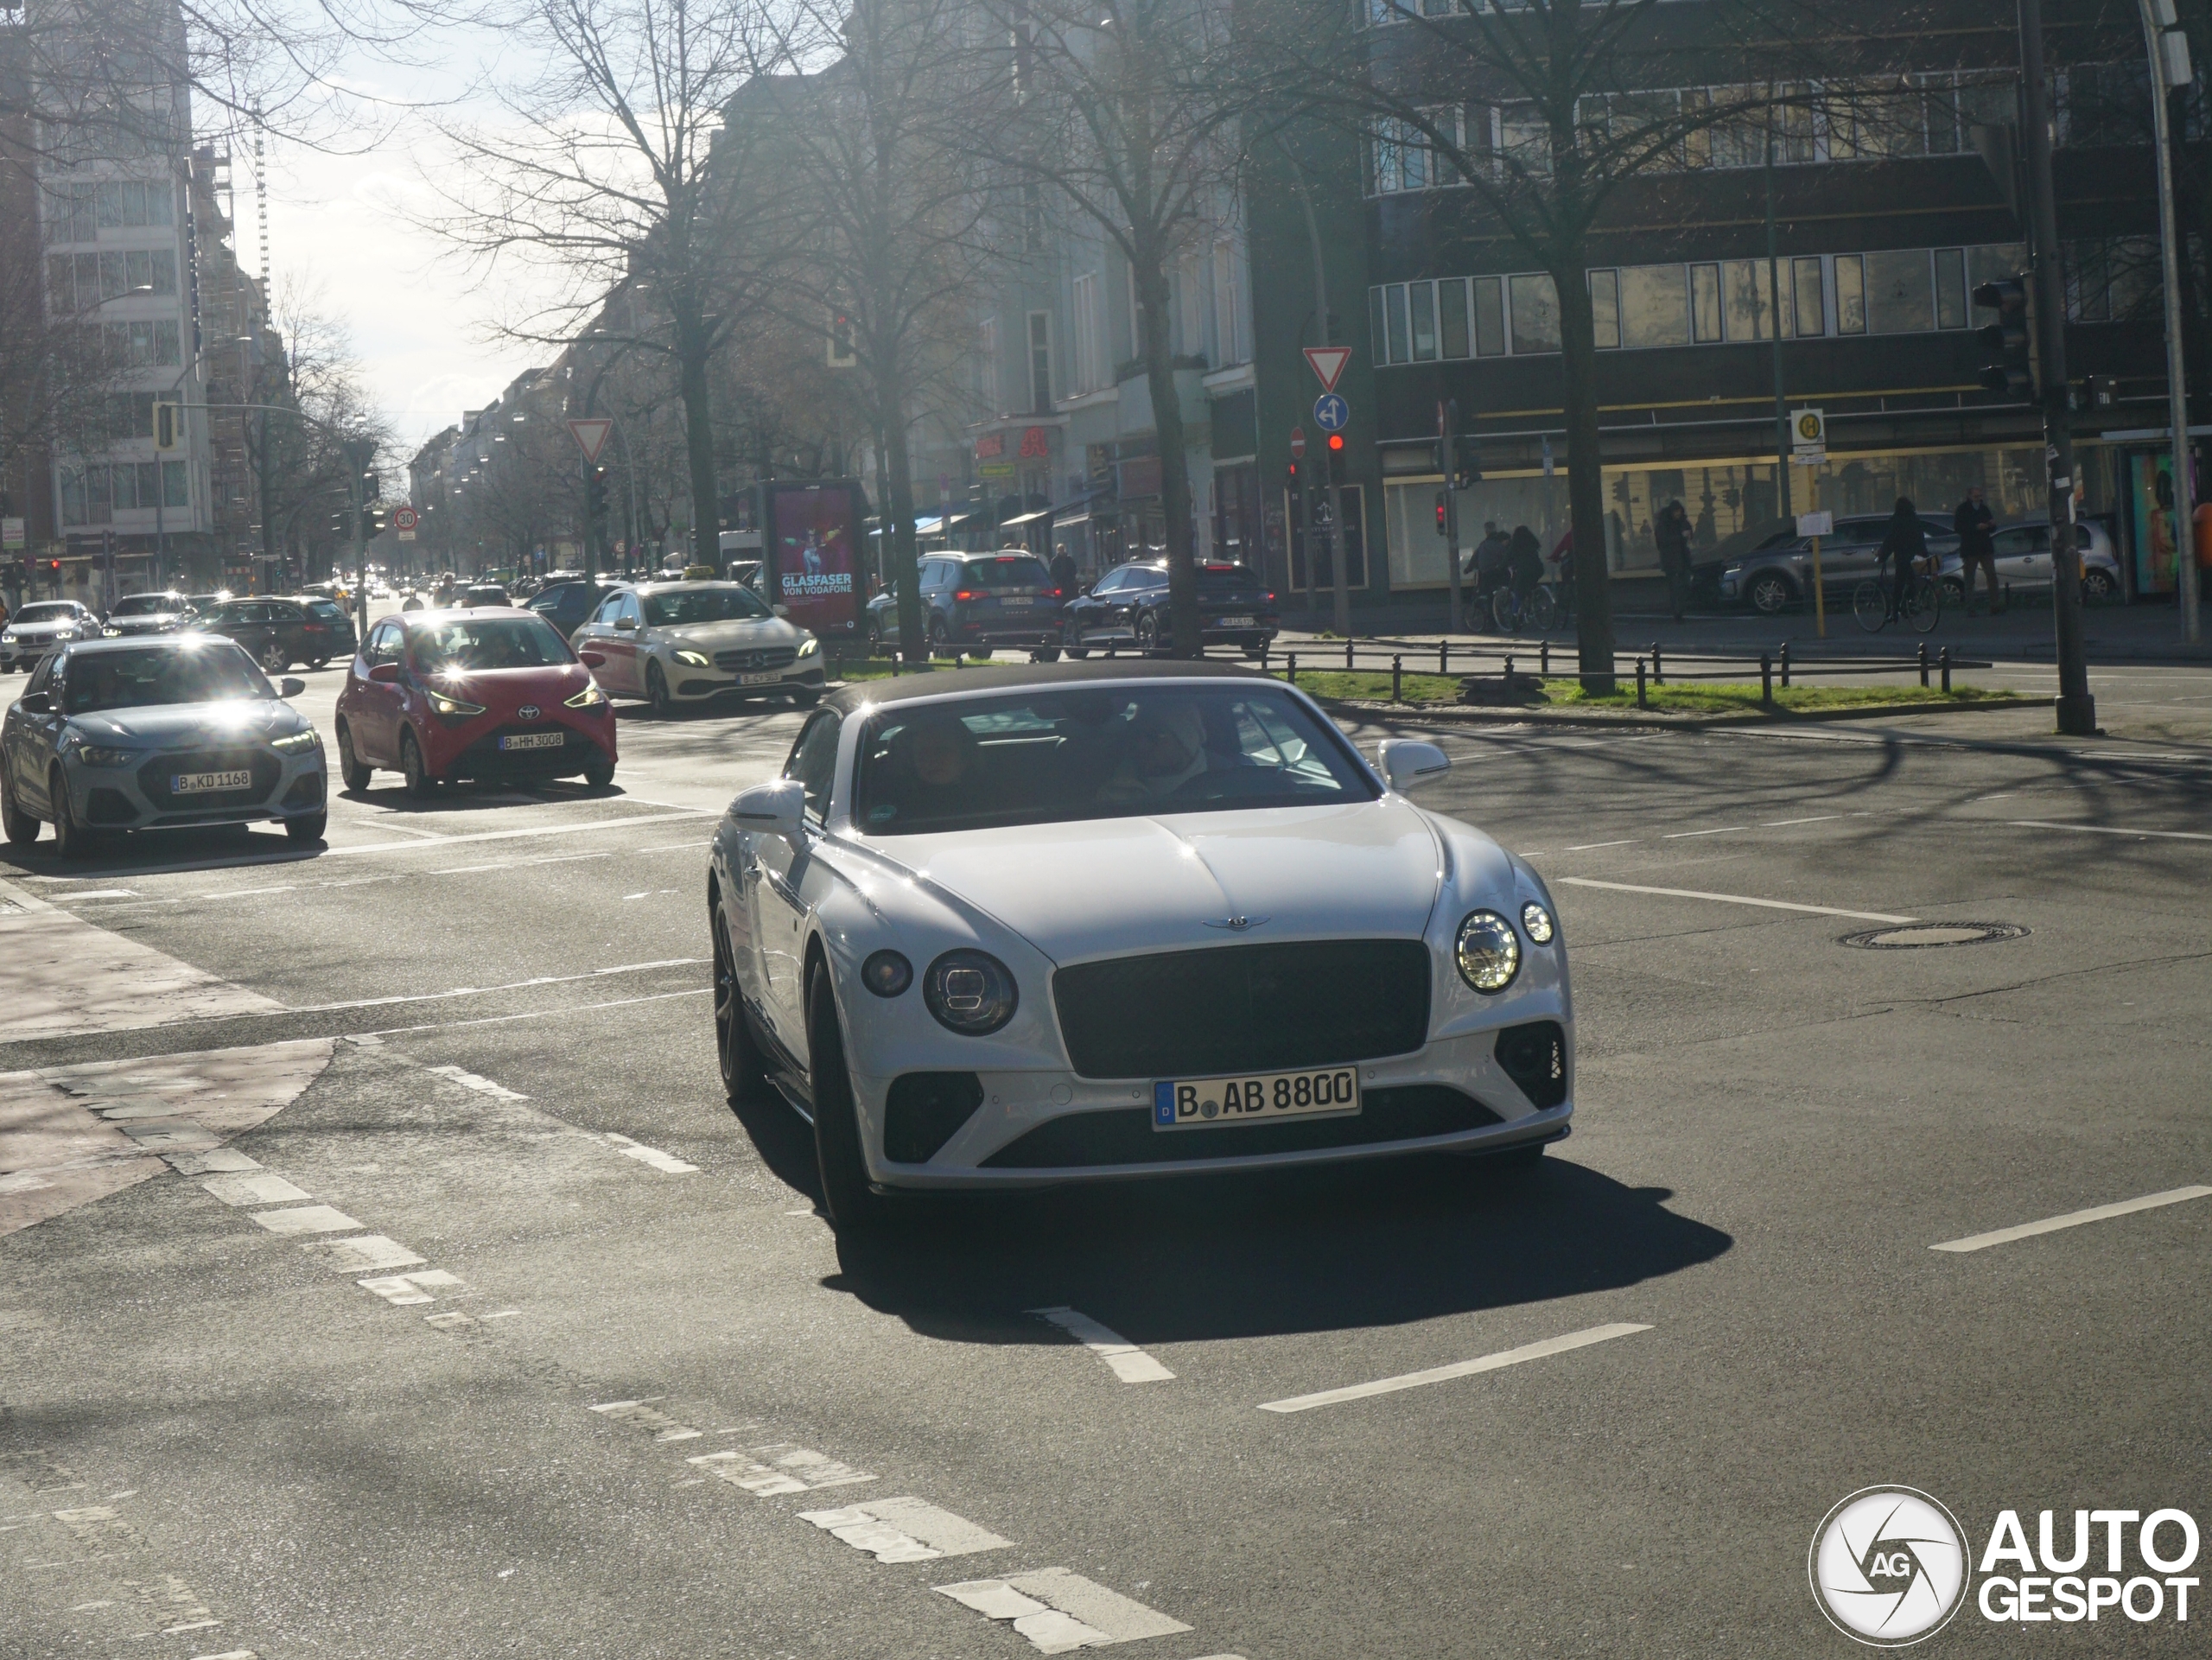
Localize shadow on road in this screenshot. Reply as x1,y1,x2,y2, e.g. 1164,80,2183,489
817,1152,1731,1346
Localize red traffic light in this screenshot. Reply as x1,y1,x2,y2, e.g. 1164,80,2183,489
1326,432,1344,452
1434,492,1448,532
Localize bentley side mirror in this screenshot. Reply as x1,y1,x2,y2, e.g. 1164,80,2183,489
730,778,807,851
279,677,306,698
1376,739,1451,792
368,663,402,684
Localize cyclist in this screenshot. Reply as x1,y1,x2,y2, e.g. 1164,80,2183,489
1875,497,1926,621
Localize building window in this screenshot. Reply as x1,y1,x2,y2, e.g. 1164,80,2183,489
1027,311,1052,411
1723,259,1777,341
1934,247,1967,328
1409,280,1437,360
1588,269,1621,349
1864,249,1932,333
1621,264,1690,347
1071,271,1101,392
1791,257,1825,336
1437,277,1469,358
977,316,998,410
1508,273,1560,353
1690,263,1723,342
1211,240,1243,366
1473,277,1506,356
1834,255,1866,333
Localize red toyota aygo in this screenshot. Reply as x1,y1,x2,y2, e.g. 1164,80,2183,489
334,607,617,797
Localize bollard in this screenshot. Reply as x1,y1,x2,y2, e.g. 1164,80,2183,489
1651,642,1664,685
1939,645,1952,694
1636,657,1648,709
1503,653,1515,691
1917,641,1929,688
1260,642,1269,672
1760,652,1773,707
1439,639,1448,677
1287,652,1298,685
1392,653,1403,703
1540,639,1551,677
1779,641,1791,688
1345,635,1355,671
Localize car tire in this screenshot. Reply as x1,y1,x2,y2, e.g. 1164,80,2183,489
1747,571,1798,615
48,767,91,861
1,761,40,845
790,687,821,708
286,811,327,843
400,729,438,799
308,656,330,671
929,616,953,660
1062,624,1089,659
582,749,615,788
807,962,895,1233
2083,569,2116,601
1032,646,1061,663
259,641,289,673
647,660,677,720
1135,611,1162,656
711,897,770,1103
336,723,372,792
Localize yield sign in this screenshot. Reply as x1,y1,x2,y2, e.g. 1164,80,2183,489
1302,346,1352,392
566,417,613,463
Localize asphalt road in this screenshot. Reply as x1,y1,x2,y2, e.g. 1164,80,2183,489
2,647,2209,1659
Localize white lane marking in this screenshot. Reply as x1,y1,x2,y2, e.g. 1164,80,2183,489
2008,818,2212,843
428,1065,529,1102
622,888,679,900
798,1497,1014,1562
635,839,710,852
194,885,296,901
590,1400,703,1441
1662,825,1746,839
1763,814,1843,826
315,808,716,859
164,1148,261,1175
289,957,705,1017
1029,1307,1174,1383
1257,1322,1653,1414
482,1309,521,1320
937,1569,1192,1653
1555,877,1916,925
307,1235,427,1274
56,889,137,900
185,1650,257,1659
358,986,709,1039
604,1133,697,1173
246,1204,361,1235
200,1173,309,1207
429,862,513,875
358,1269,463,1306
1562,839,1636,851
1929,1185,2212,1253
424,1310,480,1332
686,1443,874,1495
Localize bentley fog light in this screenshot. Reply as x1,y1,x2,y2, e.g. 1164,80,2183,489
923,949,1017,1034
861,950,912,997
1521,901,1555,944
1455,910,1520,994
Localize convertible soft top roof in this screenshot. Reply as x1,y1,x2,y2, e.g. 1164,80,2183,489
825,658,1272,716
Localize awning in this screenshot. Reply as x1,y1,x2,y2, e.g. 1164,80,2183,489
999,508,1051,528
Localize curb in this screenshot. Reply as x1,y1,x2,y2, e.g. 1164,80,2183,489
1307,694,2056,731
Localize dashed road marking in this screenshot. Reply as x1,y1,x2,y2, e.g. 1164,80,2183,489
1562,839,1636,851
604,1133,696,1173
590,1400,703,1441
200,1173,309,1208
1764,814,1843,826
305,1234,426,1274
1663,825,1746,838
165,1148,262,1175
2008,818,2212,843
1929,1185,2212,1252
247,1204,362,1236
687,1443,874,1495
798,1497,1013,1562
428,1065,529,1101
936,1568,1192,1653
1555,876,1917,925
1029,1307,1174,1383
1258,1321,1653,1413
357,1269,462,1307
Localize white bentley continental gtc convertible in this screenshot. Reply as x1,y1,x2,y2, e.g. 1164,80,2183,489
708,661,1571,1230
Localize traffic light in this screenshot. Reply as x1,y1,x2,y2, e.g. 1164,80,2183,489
2068,375,2116,414
1434,492,1448,534
1285,461,1305,517
586,467,609,520
151,401,179,450
1325,432,1344,455
827,309,856,369
1972,276,2036,398
1453,441,1482,491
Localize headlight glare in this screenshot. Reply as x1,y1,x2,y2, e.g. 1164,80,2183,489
1521,900,1555,944
861,950,912,997
797,635,820,658
672,648,709,668
922,949,1017,1034
564,682,607,709
1455,910,1521,994
428,690,485,717
270,728,320,754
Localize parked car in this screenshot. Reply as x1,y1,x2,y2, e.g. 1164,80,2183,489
0,635,327,856
288,595,360,665
524,579,604,639
1061,560,1279,657
461,582,513,607
188,597,320,672
103,592,194,639
1715,512,1961,615
0,601,102,673
1953,518,2124,603
709,661,1570,1231
862,550,1064,660
334,608,616,796
572,582,823,716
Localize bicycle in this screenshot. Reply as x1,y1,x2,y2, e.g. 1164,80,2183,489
1491,579,1571,634
1851,557,1942,635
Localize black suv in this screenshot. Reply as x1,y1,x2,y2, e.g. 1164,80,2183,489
1063,561,1278,658
867,550,1065,659
190,597,320,671
524,579,604,639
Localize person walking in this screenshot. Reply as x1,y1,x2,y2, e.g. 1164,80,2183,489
1656,499,1693,620
1953,485,1998,614
1877,497,1927,621
1049,542,1079,607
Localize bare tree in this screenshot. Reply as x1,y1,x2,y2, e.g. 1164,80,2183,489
249,280,389,577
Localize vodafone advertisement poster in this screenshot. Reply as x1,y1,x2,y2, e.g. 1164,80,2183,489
763,481,865,639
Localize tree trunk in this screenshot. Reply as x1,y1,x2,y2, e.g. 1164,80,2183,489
1135,244,1202,658
1553,252,1617,695
676,315,721,571
880,365,926,666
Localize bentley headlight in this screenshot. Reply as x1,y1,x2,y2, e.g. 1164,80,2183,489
1521,901,1555,944
74,744,139,767
1455,910,1520,994
797,635,819,658
564,682,607,709
673,648,709,668
428,689,485,717
270,728,320,754
923,949,1017,1034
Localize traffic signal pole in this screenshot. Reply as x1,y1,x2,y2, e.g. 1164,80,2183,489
2018,0,2097,734
1440,402,1464,633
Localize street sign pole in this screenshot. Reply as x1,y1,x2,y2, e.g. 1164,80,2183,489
1440,400,1463,634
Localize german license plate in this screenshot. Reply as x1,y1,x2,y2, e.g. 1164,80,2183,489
499,731,563,751
737,671,783,685
1215,614,1256,628
174,769,251,793
1000,596,1035,607
1152,1065,1360,1130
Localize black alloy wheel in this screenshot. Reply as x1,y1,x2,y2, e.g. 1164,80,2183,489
1135,610,1162,655
308,655,330,671
48,766,91,861
1,760,40,845
807,964,895,1232
929,616,953,659
711,897,769,1102
400,729,437,799
1062,621,1089,659
336,723,372,792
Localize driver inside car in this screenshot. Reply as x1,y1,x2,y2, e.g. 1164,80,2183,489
1099,702,1210,804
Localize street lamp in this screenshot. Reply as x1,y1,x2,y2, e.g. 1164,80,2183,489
2139,0,2198,641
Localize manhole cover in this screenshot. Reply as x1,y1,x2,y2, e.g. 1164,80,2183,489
1840,922,2030,950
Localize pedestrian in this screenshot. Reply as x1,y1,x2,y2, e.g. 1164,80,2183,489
1508,525,1545,596
1465,521,1510,622
1877,497,1927,620
1049,541,1078,604
1953,485,1998,614
1656,499,1692,620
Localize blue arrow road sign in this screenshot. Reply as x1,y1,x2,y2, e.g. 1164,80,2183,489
1313,392,1350,432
